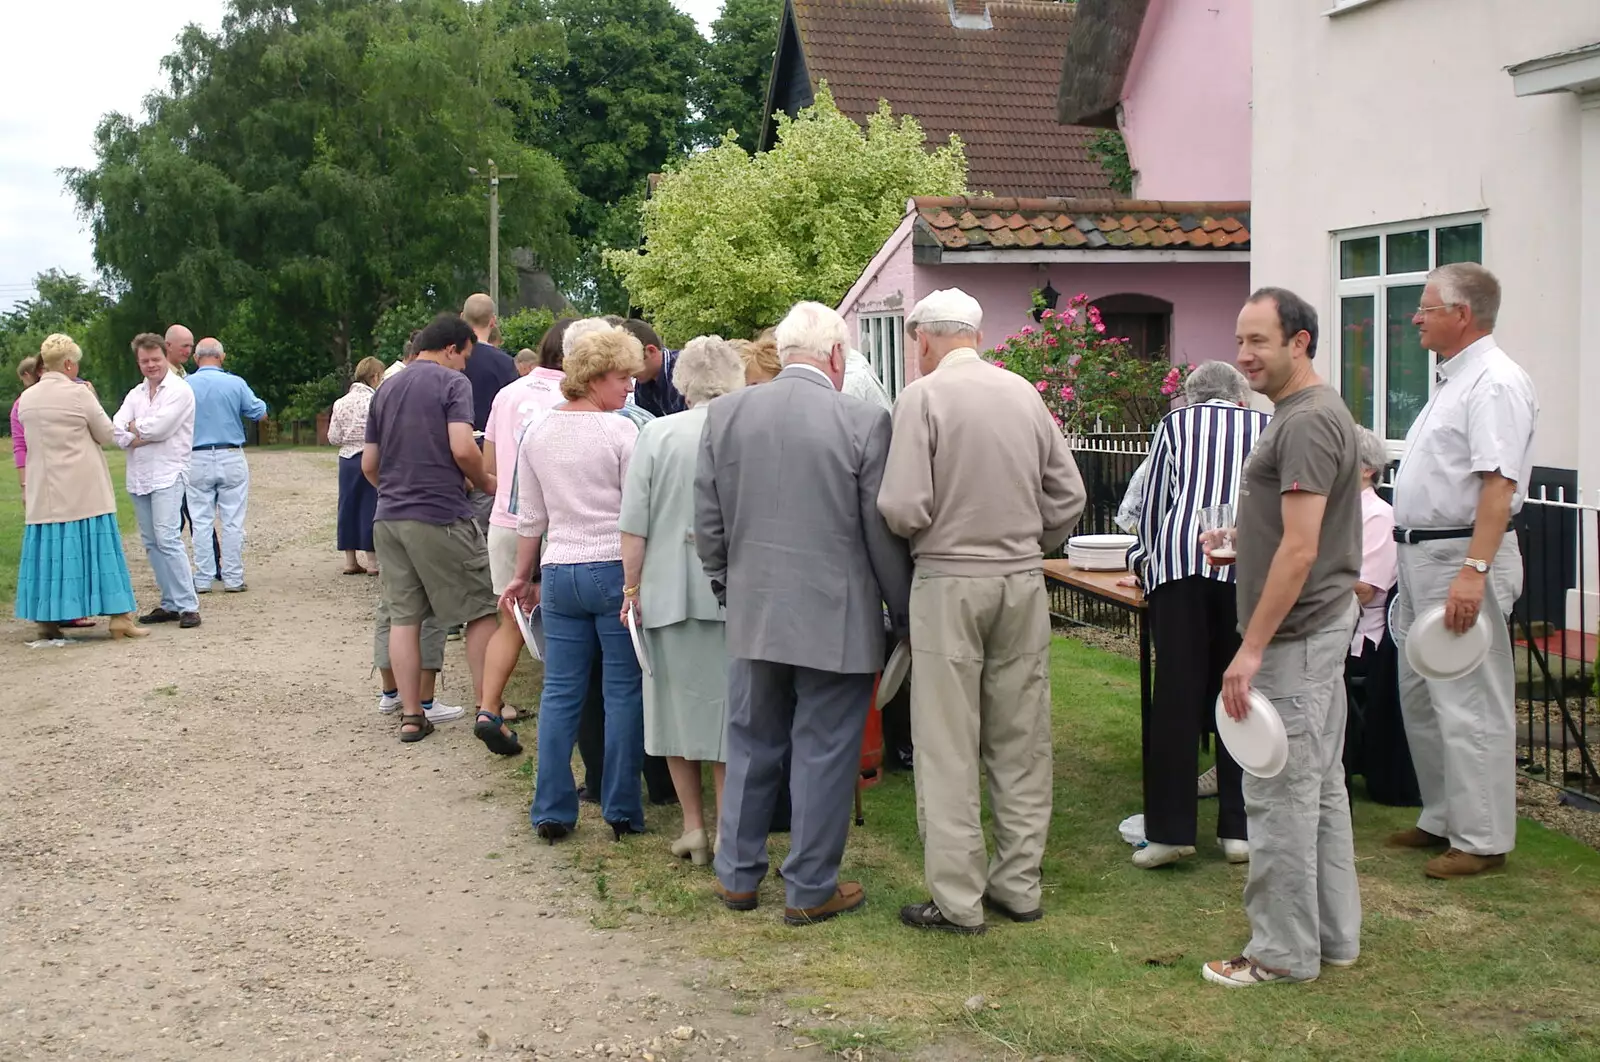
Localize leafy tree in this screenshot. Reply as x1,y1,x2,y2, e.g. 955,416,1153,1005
66,0,577,411
606,86,967,344
1087,129,1135,196
498,307,560,355
0,271,115,412
695,0,783,152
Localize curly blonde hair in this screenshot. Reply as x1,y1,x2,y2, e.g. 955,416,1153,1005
734,334,781,384
561,327,645,401
38,334,82,373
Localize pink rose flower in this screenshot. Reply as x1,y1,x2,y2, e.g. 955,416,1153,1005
1094,322,1106,334
1059,385,1075,401
1044,335,1059,347
993,360,1006,369
1020,326,1034,336
1035,380,1048,393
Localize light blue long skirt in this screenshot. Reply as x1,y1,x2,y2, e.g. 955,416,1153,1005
14,514,138,621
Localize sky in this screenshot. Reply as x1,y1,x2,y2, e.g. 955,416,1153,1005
0,0,725,311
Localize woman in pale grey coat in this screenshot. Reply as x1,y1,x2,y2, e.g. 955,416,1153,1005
618,336,745,866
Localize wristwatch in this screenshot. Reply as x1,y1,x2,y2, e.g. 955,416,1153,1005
1463,558,1490,573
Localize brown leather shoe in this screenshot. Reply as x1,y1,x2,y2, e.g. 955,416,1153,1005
784,882,866,926
1425,848,1506,879
1387,827,1448,849
713,880,758,912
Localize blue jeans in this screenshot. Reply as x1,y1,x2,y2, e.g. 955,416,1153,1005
131,481,199,613
530,561,646,832
187,449,250,587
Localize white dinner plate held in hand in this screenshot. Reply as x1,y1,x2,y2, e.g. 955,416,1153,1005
1214,690,1288,779
512,602,545,662
1405,604,1490,682
625,607,654,678
876,639,911,710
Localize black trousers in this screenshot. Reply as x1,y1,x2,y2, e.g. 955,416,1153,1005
1144,576,1247,844
577,662,676,804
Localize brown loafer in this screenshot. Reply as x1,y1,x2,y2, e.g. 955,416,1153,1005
713,880,758,911
1386,827,1448,849
1425,848,1506,879
784,882,865,926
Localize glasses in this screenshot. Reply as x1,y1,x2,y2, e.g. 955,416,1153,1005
1414,304,1456,316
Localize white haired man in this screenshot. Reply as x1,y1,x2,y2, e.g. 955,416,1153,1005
696,300,912,926
1130,360,1269,870
877,288,1085,933
185,337,267,592
1389,263,1537,879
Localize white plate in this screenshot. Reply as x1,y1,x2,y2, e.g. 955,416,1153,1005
512,603,544,662
877,639,911,710
1405,604,1490,681
1214,690,1288,779
625,608,653,677
1069,534,1137,549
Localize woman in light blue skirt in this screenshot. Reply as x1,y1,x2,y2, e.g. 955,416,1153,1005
13,335,146,640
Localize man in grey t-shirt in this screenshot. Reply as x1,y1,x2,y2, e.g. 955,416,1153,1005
1199,287,1363,989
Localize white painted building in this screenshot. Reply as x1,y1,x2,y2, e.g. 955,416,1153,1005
1251,0,1600,630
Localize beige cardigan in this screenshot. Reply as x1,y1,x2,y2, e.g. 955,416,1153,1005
17,372,119,525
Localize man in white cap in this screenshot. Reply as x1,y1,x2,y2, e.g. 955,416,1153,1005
878,287,1085,934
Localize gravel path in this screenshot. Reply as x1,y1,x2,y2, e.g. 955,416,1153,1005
0,451,801,1062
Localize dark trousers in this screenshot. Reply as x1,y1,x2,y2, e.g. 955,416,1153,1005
1145,576,1248,844
1344,615,1422,807
577,662,676,804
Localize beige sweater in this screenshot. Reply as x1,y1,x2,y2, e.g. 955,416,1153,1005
878,349,1086,575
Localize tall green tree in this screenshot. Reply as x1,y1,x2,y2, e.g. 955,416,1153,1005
606,86,967,343
67,0,577,410
696,0,783,152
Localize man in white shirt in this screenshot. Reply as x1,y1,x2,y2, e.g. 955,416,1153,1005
114,332,201,628
1388,262,1538,879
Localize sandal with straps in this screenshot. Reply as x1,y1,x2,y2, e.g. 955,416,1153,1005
399,712,435,744
473,710,523,757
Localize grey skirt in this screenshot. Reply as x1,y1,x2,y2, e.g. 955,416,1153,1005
642,618,729,761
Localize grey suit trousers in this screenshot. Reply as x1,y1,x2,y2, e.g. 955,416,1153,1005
714,658,874,910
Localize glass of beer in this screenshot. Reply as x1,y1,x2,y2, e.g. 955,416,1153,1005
1199,503,1236,561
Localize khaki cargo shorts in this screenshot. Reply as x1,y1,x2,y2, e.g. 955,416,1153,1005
373,518,498,628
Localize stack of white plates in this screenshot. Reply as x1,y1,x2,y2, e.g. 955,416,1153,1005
1067,533,1136,571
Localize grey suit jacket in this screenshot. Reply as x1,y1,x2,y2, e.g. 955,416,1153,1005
695,365,912,675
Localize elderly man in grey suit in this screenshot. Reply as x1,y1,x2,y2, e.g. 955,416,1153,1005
696,301,912,926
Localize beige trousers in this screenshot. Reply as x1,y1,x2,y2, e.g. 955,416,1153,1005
910,569,1053,927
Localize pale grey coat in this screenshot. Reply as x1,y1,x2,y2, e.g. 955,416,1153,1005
619,406,723,629
694,366,912,675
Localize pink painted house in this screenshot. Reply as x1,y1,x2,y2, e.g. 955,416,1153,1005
835,0,1254,396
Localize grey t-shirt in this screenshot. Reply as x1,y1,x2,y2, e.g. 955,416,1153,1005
1235,383,1362,640
366,360,475,525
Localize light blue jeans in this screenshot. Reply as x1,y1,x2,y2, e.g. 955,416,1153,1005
187,449,250,588
530,561,646,832
132,480,199,613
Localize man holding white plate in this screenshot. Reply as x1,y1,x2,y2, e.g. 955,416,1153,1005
1389,262,1537,880
1202,287,1363,988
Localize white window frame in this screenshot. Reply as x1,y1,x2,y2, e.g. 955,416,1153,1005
1329,212,1485,453
858,313,905,399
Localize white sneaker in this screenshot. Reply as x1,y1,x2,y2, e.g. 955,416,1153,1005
1202,955,1316,988
1132,842,1196,869
424,700,466,724
1198,765,1219,798
1221,838,1250,863
377,692,401,714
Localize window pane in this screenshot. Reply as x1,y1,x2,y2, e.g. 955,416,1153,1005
1340,296,1376,429
1436,223,1483,265
1386,230,1429,274
1340,236,1379,278
1385,284,1429,440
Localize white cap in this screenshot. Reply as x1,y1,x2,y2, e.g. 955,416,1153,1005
907,288,983,333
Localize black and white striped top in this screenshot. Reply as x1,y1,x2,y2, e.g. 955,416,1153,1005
1130,400,1272,592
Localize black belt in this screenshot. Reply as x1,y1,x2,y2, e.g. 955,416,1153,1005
192,443,243,451
1393,523,1512,544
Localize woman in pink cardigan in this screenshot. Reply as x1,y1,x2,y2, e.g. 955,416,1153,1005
12,356,38,486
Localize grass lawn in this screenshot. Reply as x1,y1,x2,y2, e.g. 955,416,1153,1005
0,448,134,610
502,638,1600,1061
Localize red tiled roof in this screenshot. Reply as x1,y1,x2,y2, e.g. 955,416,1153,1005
785,0,1115,198
913,196,1251,252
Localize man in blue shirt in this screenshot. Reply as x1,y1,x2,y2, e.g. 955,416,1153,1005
186,338,268,592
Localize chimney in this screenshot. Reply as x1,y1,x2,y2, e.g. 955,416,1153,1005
949,0,992,30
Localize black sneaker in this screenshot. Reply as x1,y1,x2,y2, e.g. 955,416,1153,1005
900,900,986,935
139,607,180,624
179,612,202,629
983,894,1044,923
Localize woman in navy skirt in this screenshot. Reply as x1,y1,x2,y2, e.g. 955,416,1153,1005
13,334,147,640
327,357,384,575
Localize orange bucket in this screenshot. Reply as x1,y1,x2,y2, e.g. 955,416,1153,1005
859,676,885,788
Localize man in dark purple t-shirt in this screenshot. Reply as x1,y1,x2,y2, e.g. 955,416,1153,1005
364,313,501,745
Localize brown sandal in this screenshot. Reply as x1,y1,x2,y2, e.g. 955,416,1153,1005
399,712,435,743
